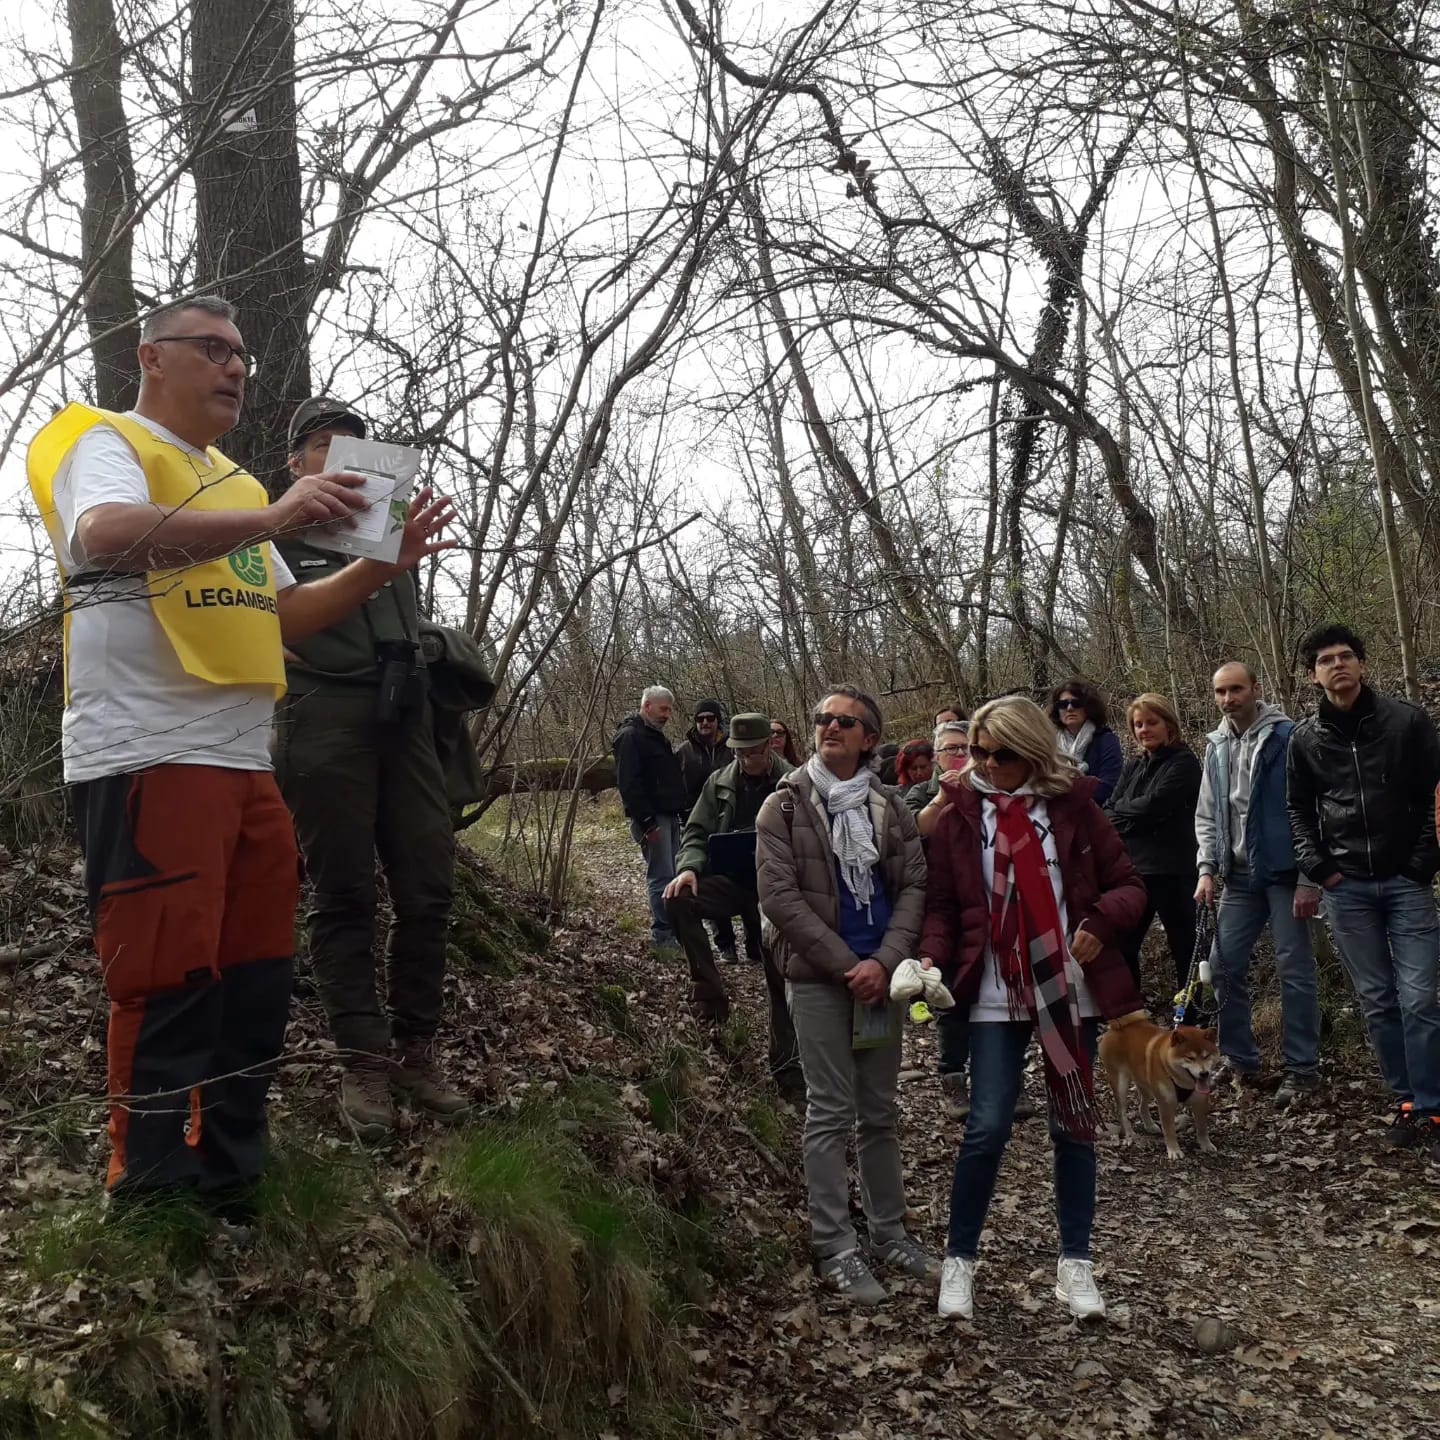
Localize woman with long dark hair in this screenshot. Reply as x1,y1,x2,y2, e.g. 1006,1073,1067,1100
768,718,801,767
1048,679,1123,805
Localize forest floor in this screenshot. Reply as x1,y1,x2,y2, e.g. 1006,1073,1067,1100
0,794,1437,1439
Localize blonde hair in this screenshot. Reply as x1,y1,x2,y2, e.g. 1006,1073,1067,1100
1126,692,1182,743
963,695,1079,797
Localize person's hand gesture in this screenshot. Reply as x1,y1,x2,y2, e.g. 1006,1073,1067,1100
845,957,888,1006
269,469,368,533
391,487,458,572
663,870,698,901
1070,926,1102,965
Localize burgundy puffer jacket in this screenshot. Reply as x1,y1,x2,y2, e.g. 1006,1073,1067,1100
916,777,1146,1019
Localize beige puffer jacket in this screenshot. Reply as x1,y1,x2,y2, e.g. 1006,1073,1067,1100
756,767,927,984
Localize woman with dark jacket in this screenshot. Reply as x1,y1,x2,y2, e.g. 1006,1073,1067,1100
1049,678,1123,805
919,695,1145,1325
1105,693,1202,995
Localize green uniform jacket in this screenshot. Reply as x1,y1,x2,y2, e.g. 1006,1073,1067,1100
676,751,793,877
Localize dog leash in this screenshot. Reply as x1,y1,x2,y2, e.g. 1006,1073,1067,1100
1172,903,1218,1028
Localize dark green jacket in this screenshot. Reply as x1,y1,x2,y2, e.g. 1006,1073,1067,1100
276,538,421,692
676,751,792,877
904,772,941,814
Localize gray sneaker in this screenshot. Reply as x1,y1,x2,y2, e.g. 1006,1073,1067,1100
817,1248,886,1306
1275,1071,1321,1106
869,1233,942,1281
941,1071,971,1119
340,1059,397,1142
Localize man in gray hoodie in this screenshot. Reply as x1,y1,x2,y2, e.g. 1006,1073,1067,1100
1195,663,1322,1102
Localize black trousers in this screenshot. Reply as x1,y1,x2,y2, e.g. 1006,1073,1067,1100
1118,871,1197,996
665,875,799,1083
274,692,454,1058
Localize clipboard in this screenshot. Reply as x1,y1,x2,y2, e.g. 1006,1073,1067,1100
852,997,902,1050
706,828,758,883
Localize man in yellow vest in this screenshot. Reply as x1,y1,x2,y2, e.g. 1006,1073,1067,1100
26,295,454,1216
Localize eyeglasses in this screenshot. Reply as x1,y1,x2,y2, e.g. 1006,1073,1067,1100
770,728,786,737
1314,650,1358,669
969,743,1023,764
1055,698,1084,712
151,335,257,375
937,743,965,756
813,710,864,730
696,714,719,723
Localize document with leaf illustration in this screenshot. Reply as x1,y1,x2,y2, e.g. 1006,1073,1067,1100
307,436,421,564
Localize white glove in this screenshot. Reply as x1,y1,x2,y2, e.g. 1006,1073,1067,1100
889,957,956,1009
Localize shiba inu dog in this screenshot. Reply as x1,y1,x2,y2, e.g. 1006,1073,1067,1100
1099,1016,1222,1161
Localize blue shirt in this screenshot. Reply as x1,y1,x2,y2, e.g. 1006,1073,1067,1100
835,860,892,958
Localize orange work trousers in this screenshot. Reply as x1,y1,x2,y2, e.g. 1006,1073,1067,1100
71,765,299,1197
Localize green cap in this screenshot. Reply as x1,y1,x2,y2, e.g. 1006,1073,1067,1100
726,712,772,748
288,396,367,450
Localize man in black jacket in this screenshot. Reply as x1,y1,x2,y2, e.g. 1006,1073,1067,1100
1287,623,1440,1167
612,686,689,948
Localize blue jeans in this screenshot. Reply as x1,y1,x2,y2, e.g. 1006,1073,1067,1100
1213,869,1321,1076
946,1019,1099,1260
629,814,681,945
937,1007,970,1076
1323,875,1440,1115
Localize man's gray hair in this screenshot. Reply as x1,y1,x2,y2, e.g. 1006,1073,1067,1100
640,685,674,707
933,719,968,746
140,294,237,341
816,683,883,737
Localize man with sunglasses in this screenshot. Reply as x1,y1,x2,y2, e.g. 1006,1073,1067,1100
676,699,740,962
27,294,454,1213
757,686,932,1305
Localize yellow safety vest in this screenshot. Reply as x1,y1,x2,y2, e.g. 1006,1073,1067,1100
27,403,286,698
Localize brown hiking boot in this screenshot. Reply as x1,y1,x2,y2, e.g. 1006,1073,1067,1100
340,1058,397,1142
393,1038,470,1121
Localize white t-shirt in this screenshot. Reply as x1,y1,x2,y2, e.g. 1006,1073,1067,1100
50,411,294,783
970,795,1098,1021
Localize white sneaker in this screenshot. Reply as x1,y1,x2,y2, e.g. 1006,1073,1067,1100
937,1256,976,1319
1055,1258,1106,1320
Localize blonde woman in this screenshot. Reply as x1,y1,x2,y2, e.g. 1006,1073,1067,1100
918,695,1145,1321
1105,693,1202,994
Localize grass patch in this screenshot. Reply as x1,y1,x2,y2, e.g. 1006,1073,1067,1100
436,1114,688,1433
331,1260,478,1440
24,1193,211,1284
643,1047,697,1134
616,912,643,935
742,1097,784,1153
254,1144,370,1250
595,981,635,1034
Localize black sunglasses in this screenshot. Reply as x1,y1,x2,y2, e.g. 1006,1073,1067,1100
969,743,1023,764
813,710,864,730
151,334,257,375
1055,698,1085,712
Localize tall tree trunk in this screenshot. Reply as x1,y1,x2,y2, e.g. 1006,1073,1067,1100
67,0,139,410
191,0,311,481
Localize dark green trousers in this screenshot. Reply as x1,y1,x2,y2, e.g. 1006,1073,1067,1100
274,691,453,1058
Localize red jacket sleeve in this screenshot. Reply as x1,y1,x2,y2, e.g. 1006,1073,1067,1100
917,807,988,989
1072,801,1147,945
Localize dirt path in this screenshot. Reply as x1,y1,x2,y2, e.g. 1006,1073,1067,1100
578,833,1440,1440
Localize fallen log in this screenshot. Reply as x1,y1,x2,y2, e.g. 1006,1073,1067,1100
479,755,615,800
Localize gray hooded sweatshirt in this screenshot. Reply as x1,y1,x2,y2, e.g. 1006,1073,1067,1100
1195,700,1288,877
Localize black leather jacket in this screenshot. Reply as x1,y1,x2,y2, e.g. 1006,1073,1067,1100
1286,688,1440,885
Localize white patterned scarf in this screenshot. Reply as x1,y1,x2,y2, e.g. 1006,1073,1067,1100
1057,720,1096,773
806,753,879,919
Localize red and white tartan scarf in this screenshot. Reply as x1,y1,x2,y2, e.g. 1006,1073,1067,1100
987,792,1095,1139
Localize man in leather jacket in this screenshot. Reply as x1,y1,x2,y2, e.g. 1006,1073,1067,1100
1286,623,1440,1168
